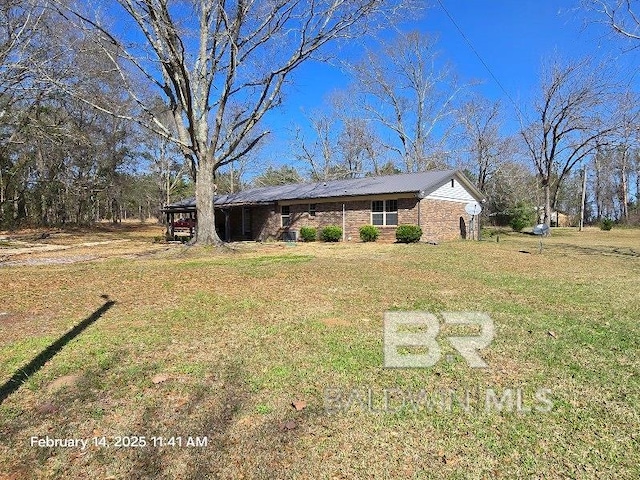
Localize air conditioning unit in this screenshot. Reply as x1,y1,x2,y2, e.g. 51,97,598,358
281,230,297,242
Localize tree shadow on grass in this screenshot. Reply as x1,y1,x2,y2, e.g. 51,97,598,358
122,359,306,480
550,243,640,258
0,296,115,405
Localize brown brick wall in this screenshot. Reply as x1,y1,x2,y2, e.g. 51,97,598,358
270,198,419,241
241,196,476,243
252,205,281,241
418,198,477,242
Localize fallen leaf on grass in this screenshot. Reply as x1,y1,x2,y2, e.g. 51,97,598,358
291,400,307,411
280,420,297,431
36,402,58,415
547,331,558,339
47,374,82,393
151,374,169,384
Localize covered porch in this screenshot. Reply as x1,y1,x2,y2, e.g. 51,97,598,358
161,199,275,242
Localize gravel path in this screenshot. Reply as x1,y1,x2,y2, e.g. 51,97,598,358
0,254,99,267
0,239,131,256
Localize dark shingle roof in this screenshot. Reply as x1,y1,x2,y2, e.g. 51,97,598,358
164,169,481,210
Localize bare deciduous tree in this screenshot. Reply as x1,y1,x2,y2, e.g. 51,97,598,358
584,1,640,224
337,118,380,178
483,160,540,222
50,0,413,244
293,92,386,180
353,31,466,172
293,114,337,182
520,57,618,226
252,164,303,187
459,97,513,192
0,0,50,219
611,93,640,220
587,0,640,41
1,1,138,226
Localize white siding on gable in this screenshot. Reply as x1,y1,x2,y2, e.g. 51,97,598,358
425,178,476,203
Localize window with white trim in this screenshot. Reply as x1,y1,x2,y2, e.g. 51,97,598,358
281,205,290,227
308,203,317,217
371,199,398,226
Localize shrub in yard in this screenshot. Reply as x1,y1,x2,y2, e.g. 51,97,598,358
600,218,614,231
509,215,530,233
508,201,536,232
321,225,342,242
395,224,422,243
359,225,380,242
299,226,317,242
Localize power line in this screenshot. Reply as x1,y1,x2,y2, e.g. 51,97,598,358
435,0,526,122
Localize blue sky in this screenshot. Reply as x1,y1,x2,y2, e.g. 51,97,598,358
260,0,640,168
419,0,640,103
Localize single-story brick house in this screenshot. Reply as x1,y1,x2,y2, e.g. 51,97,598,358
162,169,485,242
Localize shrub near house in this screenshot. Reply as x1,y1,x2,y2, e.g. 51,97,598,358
396,225,423,243
300,226,317,242
359,225,380,242
321,226,343,242
509,202,536,232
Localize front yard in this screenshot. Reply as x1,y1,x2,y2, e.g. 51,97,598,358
0,226,638,478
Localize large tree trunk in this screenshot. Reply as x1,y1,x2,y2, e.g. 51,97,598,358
41,192,48,226
543,178,552,227
620,152,628,221
636,166,640,206
1,170,5,219
195,159,223,245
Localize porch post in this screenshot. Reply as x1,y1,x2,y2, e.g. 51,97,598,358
224,209,231,242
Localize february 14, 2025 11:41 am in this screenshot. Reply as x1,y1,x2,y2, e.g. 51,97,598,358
30,435,209,450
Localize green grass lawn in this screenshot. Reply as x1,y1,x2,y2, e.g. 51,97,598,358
0,227,639,479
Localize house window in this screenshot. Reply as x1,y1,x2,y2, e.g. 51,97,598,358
385,200,398,225
371,199,398,226
281,205,290,227
309,203,316,217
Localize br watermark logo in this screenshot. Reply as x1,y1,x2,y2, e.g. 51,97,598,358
323,312,555,415
383,311,494,368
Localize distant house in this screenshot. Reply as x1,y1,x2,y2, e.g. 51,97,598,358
536,207,573,227
162,169,485,242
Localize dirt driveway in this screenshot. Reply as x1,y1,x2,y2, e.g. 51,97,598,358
0,223,174,267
